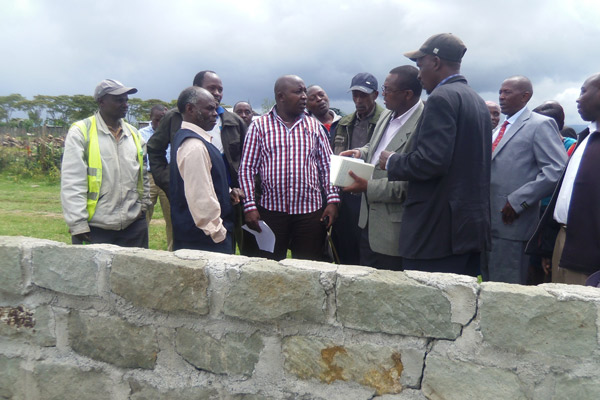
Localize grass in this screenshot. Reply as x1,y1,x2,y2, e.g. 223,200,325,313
0,173,169,250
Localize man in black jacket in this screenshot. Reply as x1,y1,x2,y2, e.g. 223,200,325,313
380,33,491,276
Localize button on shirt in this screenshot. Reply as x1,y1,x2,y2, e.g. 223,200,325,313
239,108,340,214
370,101,421,164
554,121,598,224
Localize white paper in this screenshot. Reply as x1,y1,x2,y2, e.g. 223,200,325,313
242,221,276,253
329,154,375,187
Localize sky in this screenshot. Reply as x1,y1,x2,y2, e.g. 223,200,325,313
2,0,599,126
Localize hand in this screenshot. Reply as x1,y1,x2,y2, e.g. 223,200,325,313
320,203,338,229
230,188,245,205
73,232,91,244
342,171,368,194
379,150,393,170
339,149,361,158
501,201,519,224
245,210,262,232
541,257,552,275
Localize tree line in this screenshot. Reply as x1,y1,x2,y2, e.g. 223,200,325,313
0,93,176,130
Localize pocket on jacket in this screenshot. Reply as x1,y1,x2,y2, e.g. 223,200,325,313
449,200,488,254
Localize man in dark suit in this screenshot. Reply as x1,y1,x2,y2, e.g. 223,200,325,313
484,76,566,284
527,72,600,285
379,33,492,276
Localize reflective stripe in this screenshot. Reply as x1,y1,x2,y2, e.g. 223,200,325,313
71,116,144,220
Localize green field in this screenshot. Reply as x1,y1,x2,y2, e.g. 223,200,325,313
0,173,169,250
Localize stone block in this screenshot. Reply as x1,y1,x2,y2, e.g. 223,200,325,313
32,363,112,400
0,236,24,295
0,304,55,346
223,260,327,322
0,356,24,399
337,270,461,339
111,250,209,315
32,243,99,296
282,335,407,396
68,311,158,369
422,355,527,400
479,283,598,357
551,375,600,399
175,328,263,376
128,381,219,400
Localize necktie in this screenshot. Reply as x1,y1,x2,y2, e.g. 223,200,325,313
492,121,509,152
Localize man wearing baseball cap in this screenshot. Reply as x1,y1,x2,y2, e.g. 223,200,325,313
379,33,492,276
330,72,384,265
61,79,151,247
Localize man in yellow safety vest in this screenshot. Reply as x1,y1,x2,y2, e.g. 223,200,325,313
60,79,150,247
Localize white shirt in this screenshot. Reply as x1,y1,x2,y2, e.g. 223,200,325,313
554,121,598,224
207,115,224,153
492,106,527,142
370,102,421,164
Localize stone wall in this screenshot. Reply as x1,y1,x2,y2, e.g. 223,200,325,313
1,235,599,399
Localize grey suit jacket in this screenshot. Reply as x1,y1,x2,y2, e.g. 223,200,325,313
356,102,424,256
491,108,567,241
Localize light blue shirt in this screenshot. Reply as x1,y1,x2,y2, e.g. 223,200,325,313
139,124,170,170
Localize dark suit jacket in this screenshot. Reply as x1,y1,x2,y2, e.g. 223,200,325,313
147,108,246,194
387,75,491,260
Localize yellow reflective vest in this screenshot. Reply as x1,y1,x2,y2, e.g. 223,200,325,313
71,116,144,220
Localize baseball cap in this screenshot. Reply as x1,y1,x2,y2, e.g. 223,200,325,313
404,33,467,62
348,72,378,94
94,79,138,101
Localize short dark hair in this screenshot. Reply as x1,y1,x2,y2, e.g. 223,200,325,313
177,87,202,114
533,101,565,130
149,104,167,117
192,70,217,87
389,65,422,98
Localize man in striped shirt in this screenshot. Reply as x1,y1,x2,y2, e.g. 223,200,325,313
239,75,340,261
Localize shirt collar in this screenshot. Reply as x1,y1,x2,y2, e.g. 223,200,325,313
95,111,128,136
589,121,598,133
391,100,421,124
504,106,527,125
356,106,376,122
181,121,212,142
217,105,225,116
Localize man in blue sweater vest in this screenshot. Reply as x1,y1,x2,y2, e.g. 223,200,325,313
170,87,242,253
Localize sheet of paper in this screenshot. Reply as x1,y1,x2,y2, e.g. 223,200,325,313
242,221,275,253
330,154,375,187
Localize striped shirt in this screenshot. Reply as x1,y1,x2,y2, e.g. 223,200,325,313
239,107,340,214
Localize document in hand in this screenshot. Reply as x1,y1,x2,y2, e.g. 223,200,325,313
329,155,375,187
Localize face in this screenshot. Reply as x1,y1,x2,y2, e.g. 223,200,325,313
189,97,218,131
307,86,330,117
233,102,253,126
382,73,409,114
99,94,129,120
150,109,166,130
279,78,308,118
576,76,600,122
201,72,224,104
416,55,438,94
486,103,501,130
499,80,529,117
352,90,377,118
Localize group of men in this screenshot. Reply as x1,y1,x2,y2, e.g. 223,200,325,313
60,32,600,286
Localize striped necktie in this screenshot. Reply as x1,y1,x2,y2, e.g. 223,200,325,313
492,120,509,152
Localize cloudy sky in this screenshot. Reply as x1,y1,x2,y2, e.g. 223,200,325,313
2,0,599,125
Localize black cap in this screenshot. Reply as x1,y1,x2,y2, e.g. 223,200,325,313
404,33,467,62
348,72,378,94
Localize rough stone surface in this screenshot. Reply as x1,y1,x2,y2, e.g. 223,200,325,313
111,250,209,315
337,270,461,338
0,304,55,346
0,237,24,295
479,283,598,357
0,356,23,399
68,311,158,369
551,375,600,399
422,355,527,400
283,335,407,395
223,260,327,322
128,382,219,400
32,243,99,296
176,328,263,376
32,363,112,400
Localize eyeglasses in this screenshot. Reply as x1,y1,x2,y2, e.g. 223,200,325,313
381,85,410,94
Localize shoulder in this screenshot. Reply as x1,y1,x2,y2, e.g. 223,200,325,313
337,113,356,127
221,109,245,126
370,103,385,122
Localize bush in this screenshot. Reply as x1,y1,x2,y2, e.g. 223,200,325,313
0,139,63,183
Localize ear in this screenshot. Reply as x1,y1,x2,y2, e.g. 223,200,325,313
371,91,379,100
432,56,442,71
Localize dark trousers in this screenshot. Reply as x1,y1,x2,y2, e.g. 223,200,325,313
403,252,480,277
72,214,148,248
359,226,403,271
331,192,362,265
174,232,233,255
258,206,325,261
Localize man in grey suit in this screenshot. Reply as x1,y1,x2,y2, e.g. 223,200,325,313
340,66,423,270
483,75,567,284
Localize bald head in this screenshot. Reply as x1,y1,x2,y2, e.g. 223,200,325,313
485,101,501,130
274,75,307,120
499,75,533,117
178,86,218,131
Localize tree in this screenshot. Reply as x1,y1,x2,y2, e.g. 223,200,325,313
0,93,26,123
261,97,275,114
